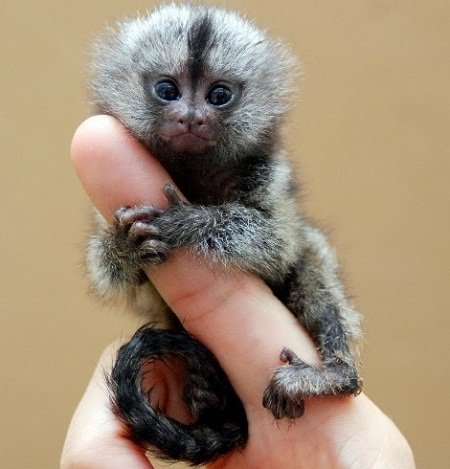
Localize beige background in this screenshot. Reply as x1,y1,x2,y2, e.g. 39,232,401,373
1,1,449,467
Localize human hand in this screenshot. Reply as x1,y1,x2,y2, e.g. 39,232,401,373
61,115,415,469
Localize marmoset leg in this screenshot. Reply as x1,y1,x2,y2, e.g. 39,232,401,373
263,226,363,419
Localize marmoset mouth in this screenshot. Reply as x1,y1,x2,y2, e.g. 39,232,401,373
161,132,217,153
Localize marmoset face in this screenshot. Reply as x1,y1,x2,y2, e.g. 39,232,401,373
90,5,295,163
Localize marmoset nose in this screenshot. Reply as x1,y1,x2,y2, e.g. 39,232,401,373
166,105,217,140
176,117,205,130
173,109,207,130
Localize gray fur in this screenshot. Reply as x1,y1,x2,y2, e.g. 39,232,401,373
86,3,362,464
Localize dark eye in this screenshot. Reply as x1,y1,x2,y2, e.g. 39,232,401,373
208,85,233,106
154,80,180,101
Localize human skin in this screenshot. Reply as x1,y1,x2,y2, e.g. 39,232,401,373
61,115,415,469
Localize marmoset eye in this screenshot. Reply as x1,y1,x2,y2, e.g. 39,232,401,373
155,80,181,101
207,85,233,106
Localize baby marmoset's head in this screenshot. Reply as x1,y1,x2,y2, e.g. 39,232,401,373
90,4,295,165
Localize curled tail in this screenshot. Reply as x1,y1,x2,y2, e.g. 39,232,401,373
108,326,248,465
